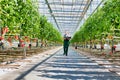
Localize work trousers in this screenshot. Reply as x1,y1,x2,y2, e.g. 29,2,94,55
63,40,69,56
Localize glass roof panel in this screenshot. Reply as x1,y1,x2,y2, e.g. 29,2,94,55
38,0,103,36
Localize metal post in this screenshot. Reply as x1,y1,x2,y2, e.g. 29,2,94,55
23,47,26,58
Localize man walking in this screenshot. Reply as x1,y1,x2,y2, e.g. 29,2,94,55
63,31,71,56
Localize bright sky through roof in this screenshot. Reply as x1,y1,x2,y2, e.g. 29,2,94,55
38,0,103,36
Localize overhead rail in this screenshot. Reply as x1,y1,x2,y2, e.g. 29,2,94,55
45,0,61,32
75,0,104,32
75,0,93,30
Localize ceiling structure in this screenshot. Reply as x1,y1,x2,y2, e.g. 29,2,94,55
37,0,103,36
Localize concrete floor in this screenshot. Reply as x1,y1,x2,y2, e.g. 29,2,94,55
14,48,120,80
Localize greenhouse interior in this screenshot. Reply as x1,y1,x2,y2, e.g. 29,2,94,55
0,0,120,80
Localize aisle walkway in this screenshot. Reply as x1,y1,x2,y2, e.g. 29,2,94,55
17,48,120,80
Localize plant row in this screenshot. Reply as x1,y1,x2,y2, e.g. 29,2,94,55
71,0,120,47
0,0,62,47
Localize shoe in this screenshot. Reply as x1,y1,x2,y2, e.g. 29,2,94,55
65,53,67,56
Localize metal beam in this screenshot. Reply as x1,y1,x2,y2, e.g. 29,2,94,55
76,0,104,32
59,23,77,25
52,13,83,15
59,26,77,27
75,0,93,30
56,19,79,21
57,21,79,23
59,23,77,26
39,6,83,9
58,24,77,26
48,2,87,6
89,0,104,18
45,0,61,32
54,15,82,18
52,10,84,13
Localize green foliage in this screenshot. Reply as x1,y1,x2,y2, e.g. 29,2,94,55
71,0,120,43
0,0,62,43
